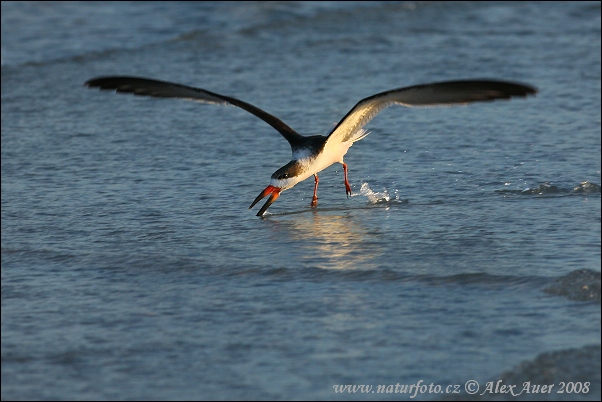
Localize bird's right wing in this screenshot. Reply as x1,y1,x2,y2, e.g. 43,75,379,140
326,80,537,145
85,76,304,146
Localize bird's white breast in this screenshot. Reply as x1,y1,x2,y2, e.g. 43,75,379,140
305,139,353,177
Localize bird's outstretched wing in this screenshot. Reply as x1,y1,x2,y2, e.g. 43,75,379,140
85,76,304,145
327,80,538,145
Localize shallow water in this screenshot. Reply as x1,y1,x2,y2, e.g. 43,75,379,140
2,1,600,400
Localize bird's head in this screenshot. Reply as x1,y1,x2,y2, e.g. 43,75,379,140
249,160,307,216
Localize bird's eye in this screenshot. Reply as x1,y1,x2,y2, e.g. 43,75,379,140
279,174,289,180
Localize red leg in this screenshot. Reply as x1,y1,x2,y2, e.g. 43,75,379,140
343,163,352,197
311,174,319,207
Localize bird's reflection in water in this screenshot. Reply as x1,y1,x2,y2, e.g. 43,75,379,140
269,209,382,270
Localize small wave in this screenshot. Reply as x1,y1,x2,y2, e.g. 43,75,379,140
520,182,561,195
573,181,602,193
495,181,601,196
445,344,601,400
544,269,601,302
495,345,601,401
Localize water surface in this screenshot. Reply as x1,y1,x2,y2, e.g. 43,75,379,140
2,2,600,400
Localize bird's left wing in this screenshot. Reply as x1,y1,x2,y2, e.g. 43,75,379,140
326,79,537,145
85,76,304,145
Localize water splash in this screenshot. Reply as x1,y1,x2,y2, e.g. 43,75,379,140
358,182,395,204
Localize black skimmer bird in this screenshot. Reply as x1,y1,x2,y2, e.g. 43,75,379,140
85,77,537,216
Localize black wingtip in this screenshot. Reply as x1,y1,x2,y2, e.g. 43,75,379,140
84,76,113,88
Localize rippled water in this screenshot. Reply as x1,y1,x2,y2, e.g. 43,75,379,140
2,2,600,400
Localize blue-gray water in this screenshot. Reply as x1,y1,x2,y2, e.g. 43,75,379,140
2,2,600,400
